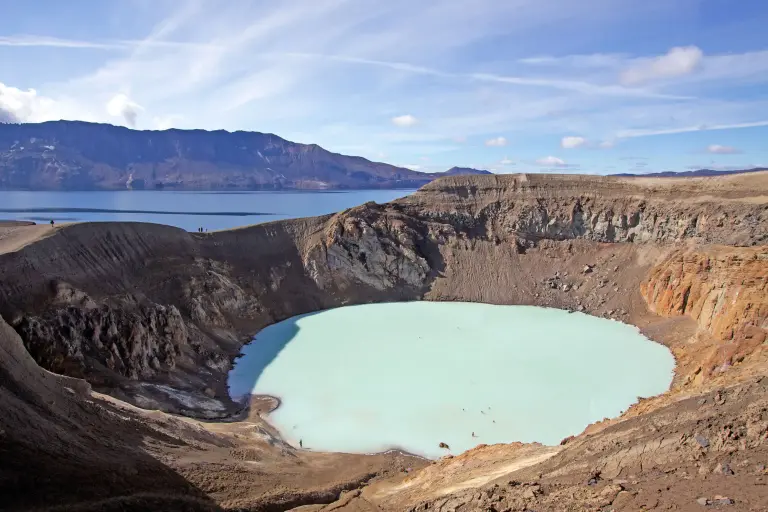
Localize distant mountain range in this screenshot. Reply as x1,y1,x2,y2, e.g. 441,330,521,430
614,168,767,178
442,166,493,176
4,121,758,191
0,121,489,191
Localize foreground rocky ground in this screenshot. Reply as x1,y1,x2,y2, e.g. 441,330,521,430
0,171,766,511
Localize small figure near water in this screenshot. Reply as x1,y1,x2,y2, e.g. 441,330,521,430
299,439,303,448
50,220,54,226
438,442,449,449
472,432,477,438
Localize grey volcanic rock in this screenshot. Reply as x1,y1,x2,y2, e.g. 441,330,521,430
311,203,431,291
15,302,189,382
0,313,224,511
403,174,768,246
181,259,263,327
0,121,433,190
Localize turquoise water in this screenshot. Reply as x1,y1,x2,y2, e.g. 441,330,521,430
0,189,415,231
228,302,675,459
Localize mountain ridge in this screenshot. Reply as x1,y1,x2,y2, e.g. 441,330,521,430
2,121,761,190
613,167,767,178
0,121,484,191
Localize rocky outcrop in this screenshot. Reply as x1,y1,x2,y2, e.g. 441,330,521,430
403,173,768,246
308,203,432,291
641,246,768,377
180,259,263,327
300,173,768,294
15,302,190,383
0,314,221,512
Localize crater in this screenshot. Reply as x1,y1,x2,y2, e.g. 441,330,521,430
228,302,675,459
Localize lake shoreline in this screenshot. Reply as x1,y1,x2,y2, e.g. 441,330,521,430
227,302,675,459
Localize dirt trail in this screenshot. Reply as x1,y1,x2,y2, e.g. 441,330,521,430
0,222,60,255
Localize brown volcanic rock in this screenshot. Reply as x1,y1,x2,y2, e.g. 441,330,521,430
641,246,768,378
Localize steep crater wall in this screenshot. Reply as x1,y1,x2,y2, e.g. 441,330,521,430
0,172,766,417
641,246,768,382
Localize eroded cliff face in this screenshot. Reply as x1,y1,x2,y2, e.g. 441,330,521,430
16,301,189,383
0,314,221,512
641,246,768,380
302,173,768,298
180,259,264,327
308,203,432,291
401,173,767,246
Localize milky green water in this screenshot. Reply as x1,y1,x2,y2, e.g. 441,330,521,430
227,302,675,459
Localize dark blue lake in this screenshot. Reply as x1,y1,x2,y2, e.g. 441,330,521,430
0,189,416,231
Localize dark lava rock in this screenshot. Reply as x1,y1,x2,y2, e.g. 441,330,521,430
15,303,190,383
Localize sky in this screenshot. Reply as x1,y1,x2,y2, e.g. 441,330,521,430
1,0,767,174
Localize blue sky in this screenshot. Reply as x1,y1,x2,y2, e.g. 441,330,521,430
1,0,767,174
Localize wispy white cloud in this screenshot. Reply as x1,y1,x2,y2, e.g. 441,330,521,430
0,82,97,123
106,93,143,127
518,53,626,68
485,136,508,147
706,144,741,154
561,136,587,149
276,52,688,100
469,72,690,100
0,35,122,49
620,46,703,85
391,114,418,127
0,34,219,51
536,155,566,166
617,120,768,138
